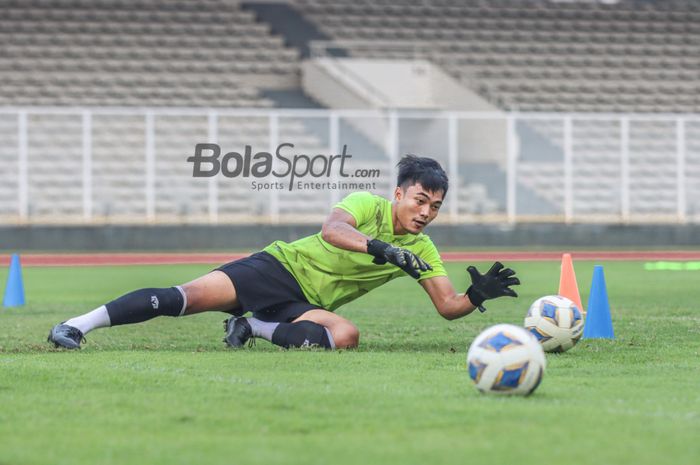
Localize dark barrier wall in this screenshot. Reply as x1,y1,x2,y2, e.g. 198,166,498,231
2,224,700,251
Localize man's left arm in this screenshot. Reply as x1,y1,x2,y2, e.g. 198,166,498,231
419,262,521,320
420,276,477,320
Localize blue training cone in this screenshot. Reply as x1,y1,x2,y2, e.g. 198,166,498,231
583,265,614,339
3,253,25,307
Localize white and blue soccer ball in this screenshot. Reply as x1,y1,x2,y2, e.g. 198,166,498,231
524,295,584,353
466,324,546,396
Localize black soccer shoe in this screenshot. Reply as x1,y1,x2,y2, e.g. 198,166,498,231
47,323,85,349
223,317,253,348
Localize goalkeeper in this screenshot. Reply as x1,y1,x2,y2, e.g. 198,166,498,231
48,155,520,350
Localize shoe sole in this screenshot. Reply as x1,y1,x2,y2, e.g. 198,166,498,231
47,336,80,349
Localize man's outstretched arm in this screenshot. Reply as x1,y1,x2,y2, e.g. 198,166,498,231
420,276,477,320
420,262,521,320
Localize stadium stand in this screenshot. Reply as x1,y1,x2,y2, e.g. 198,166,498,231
4,0,698,112
294,0,700,113
0,0,301,107
1,0,698,224
288,0,700,220
0,0,346,221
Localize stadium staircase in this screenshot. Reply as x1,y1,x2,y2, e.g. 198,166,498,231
241,1,332,59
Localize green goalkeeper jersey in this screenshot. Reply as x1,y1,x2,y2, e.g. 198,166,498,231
263,191,447,311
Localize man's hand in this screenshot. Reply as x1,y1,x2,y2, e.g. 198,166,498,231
466,261,520,312
366,239,432,279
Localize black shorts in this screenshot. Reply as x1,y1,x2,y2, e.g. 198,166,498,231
216,251,319,323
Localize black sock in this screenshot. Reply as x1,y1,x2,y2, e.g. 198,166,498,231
105,287,185,326
271,320,333,349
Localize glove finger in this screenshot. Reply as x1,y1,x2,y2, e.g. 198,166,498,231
403,251,419,269
467,265,481,282
417,257,431,271
406,252,426,271
502,288,518,298
394,250,407,267
372,256,387,265
502,277,520,287
404,265,421,279
498,268,516,278
411,254,424,271
486,261,504,276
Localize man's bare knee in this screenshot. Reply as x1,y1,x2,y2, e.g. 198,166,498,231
181,283,204,312
332,323,360,349
180,271,239,315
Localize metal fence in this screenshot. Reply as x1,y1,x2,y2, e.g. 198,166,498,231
0,107,699,224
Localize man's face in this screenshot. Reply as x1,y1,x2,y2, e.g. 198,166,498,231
393,182,444,234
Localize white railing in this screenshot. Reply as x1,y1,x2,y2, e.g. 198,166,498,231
0,107,699,225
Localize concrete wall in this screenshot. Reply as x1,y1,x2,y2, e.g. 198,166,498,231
2,224,700,251
302,58,500,111
302,58,508,165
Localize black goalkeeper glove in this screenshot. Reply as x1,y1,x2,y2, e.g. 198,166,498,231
366,239,432,279
466,261,520,313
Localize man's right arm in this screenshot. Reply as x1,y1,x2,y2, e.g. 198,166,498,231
320,208,371,253
321,208,431,279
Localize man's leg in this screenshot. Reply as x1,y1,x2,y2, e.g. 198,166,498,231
290,310,360,349
49,270,240,349
228,309,359,350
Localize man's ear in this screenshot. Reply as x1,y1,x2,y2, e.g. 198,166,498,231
394,186,403,201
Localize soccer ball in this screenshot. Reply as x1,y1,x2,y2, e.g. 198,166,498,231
466,324,546,396
524,295,584,353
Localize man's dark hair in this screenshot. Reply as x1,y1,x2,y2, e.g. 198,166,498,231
396,155,449,196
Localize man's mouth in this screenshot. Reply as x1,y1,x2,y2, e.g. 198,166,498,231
413,219,426,228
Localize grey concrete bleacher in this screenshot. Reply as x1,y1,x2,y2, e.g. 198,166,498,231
0,115,19,217
0,0,300,108
295,0,700,113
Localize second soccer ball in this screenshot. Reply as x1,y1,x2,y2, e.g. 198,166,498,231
524,295,584,353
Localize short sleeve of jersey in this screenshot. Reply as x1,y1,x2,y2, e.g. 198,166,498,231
333,191,375,227
413,237,447,281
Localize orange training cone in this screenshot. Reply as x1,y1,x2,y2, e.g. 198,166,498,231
558,253,584,314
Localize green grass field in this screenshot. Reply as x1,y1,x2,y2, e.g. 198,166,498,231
1,260,699,465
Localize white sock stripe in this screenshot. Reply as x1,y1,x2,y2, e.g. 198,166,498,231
64,305,111,335
175,286,187,316
100,305,111,326
324,328,336,350
247,318,279,341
